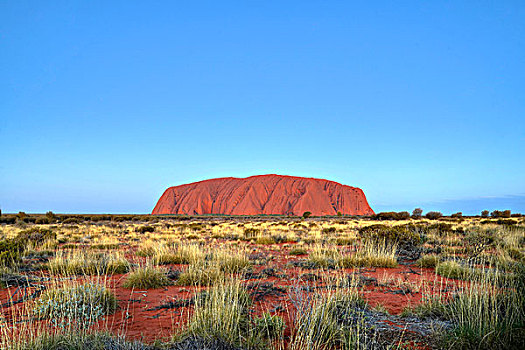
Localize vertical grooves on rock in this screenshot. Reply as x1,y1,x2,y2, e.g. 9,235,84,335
152,175,374,216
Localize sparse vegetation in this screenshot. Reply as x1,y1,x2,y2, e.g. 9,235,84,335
0,214,523,349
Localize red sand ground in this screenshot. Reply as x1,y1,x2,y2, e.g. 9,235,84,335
0,242,462,347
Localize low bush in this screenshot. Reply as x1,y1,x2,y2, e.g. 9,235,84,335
358,224,423,247
425,211,443,220
16,227,56,244
0,238,26,267
374,211,410,220
322,227,337,234
136,225,155,233
491,210,511,218
243,228,260,239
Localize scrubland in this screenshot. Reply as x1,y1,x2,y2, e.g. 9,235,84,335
0,213,524,349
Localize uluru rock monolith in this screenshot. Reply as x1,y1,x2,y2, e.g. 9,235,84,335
152,175,374,216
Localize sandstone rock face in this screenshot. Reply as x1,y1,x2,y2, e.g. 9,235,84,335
152,175,374,216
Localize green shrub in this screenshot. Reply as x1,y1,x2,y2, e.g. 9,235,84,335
17,227,56,244
465,230,497,258
374,211,410,220
491,210,511,218
358,224,422,247
0,238,26,267
412,208,423,219
12,333,142,350
322,227,337,234
425,211,443,220
136,225,155,233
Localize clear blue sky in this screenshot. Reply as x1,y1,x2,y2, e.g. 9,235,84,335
1,1,524,215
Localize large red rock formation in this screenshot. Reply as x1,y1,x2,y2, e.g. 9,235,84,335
152,175,374,216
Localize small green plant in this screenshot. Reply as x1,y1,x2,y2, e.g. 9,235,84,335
253,312,285,340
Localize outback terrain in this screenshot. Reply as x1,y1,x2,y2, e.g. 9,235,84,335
0,211,524,349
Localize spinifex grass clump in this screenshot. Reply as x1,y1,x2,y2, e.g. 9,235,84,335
416,254,440,268
289,275,367,350
210,247,251,273
308,244,341,268
442,265,525,349
308,240,397,269
182,280,260,348
33,282,117,330
339,239,398,268
48,250,130,275
436,261,475,280
177,262,224,286
149,242,206,265
123,265,171,289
